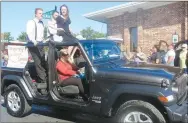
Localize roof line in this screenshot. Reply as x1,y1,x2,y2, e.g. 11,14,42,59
83,2,146,17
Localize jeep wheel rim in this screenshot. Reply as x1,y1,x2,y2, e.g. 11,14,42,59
7,91,21,112
124,111,153,123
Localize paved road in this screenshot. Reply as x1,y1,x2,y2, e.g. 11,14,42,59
0,97,98,123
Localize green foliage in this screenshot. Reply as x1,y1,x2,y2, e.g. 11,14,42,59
17,32,27,41
17,26,48,41
80,27,106,40
3,32,14,41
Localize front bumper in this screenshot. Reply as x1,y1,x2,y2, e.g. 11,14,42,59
165,98,188,123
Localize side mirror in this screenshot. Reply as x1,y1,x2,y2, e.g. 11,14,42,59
77,61,86,68
74,57,87,68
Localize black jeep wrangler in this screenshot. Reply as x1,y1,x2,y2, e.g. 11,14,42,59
1,39,188,123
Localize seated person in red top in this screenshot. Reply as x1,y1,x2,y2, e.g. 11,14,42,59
56,49,87,100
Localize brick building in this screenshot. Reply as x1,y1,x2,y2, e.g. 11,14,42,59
84,2,188,54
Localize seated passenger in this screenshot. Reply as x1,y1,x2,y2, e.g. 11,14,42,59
56,49,88,100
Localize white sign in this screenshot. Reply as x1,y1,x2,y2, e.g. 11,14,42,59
7,45,28,68
172,34,178,44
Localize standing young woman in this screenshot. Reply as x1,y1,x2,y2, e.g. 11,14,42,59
56,4,73,42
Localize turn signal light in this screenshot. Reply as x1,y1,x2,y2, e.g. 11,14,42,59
158,95,174,103
158,96,168,103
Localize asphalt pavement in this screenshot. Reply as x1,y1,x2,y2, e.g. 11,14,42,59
0,96,97,123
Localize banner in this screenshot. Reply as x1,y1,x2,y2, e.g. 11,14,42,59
6,45,28,68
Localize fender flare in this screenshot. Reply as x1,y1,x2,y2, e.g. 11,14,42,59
2,75,33,101
100,84,170,116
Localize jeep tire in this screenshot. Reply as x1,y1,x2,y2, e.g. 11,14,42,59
5,84,32,117
115,100,166,123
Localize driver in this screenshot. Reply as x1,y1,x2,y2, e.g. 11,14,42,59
56,49,88,101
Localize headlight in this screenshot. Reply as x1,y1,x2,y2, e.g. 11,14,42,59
166,95,175,102
172,87,179,93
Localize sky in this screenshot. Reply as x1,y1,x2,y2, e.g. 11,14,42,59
1,2,126,39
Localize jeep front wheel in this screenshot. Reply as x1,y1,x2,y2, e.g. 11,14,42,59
115,100,166,123
5,84,32,117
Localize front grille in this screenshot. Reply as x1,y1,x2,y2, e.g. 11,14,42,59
176,74,187,103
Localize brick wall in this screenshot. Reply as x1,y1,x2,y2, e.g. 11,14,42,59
107,2,187,54
185,2,188,40
107,15,124,38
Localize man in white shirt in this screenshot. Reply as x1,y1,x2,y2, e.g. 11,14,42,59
27,8,44,44
26,8,47,94
164,44,176,66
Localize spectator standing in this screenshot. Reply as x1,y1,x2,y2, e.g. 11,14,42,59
179,44,187,74
133,47,147,63
149,45,161,64
1,56,4,67
1,51,4,66
159,42,168,64
3,50,8,67
164,44,176,66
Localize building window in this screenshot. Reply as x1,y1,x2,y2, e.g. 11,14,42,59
129,27,138,52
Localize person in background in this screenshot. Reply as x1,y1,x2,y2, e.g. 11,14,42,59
56,4,73,42
159,42,168,64
3,56,8,67
2,50,8,67
47,11,63,42
26,8,47,95
179,44,187,74
164,44,176,66
122,46,133,61
132,46,147,63
56,49,88,101
1,51,5,67
149,45,161,64
1,51,4,58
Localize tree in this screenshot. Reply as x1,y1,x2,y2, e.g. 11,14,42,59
17,27,48,42
3,32,14,41
93,32,106,39
17,32,27,41
80,27,106,40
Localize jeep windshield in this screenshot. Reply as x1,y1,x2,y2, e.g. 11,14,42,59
81,40,123,63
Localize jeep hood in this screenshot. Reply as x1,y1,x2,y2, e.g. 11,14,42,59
125,62,182,75
97,62,183,86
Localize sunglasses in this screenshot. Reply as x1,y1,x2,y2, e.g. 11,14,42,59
62,53,69,56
